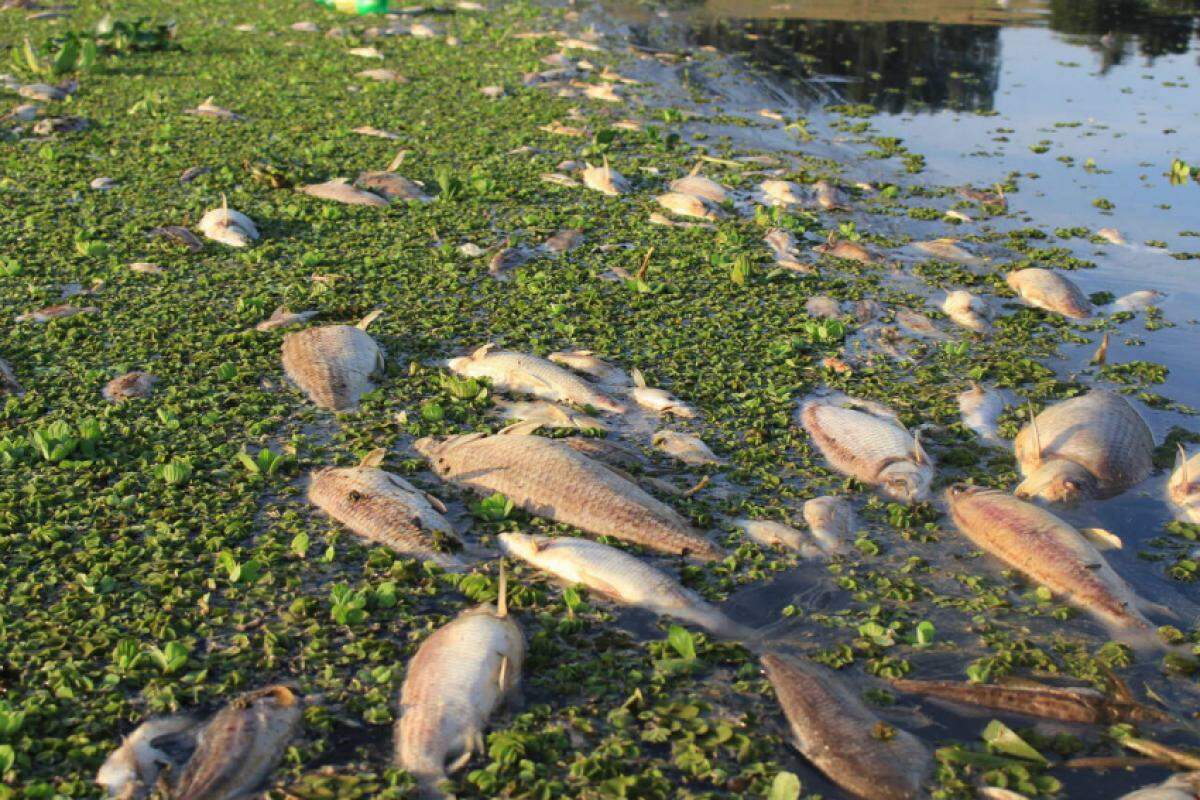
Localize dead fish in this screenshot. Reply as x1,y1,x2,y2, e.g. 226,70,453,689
354,171,430,202
32,115,87,135
90,176,116,190
541,229,583,255
1168,446,1200,525
759,179,804,206
414,428,723,560
281,311,385,411
895,308,946,339
734,518,823,558
0,357,23,396
668,174,727,204
487,243,531,280
558,37,604,52
889,677,1168,725
539,121,588,137
1014,390,1154,503
16,304,98,323
96,716,197,799
805,295,842,319
171,686,302,800
459,243,485,258
814,237,876,264
655,191,720,220
129,262,163,274
409,22,436,39
447,344,624,413
197,196,259,247
102,371,155,403
1112,290,1165,313
958,185,1006,207
1097,228,1127,246
184,97,242,121
352,125,401,140
1118,773,1200,800
148,225,203,252
495,399,607,432
942,289,992,333
763,228,798,261
300,180,389,207
348,45,384,59
540,172,580,188
291,21,319,32
583,83,621,102
957,384,1005,443
479,85,505,98
357,68,406,82
854,299,883,324
500,532,749,638
802,496,855,555
4,103,40,122
630,368,695,418
812,180,847,210
179,165,210,184
945,484,1160,650
763,652,932,800
546,349,628,386
308,450,464,570
255,306,317,332
18,83,67,101
944,209,973,223
580,159,630,196
912,238,984,266
395,585,523,797
1006,268,1091,319
652,430,722,466
799,398,933,504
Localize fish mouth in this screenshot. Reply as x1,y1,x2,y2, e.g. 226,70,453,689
945,483,982,501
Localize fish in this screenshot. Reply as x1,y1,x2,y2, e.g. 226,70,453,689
413,428,723,560
183,97,242,121
580,159,630,196
18,83,67,101
447,344,624,413
539,121,588,137
1112,290,1165,313
1014,390,1154,503
96,716,197,800
357,68,407,82
1117,773,1200,800
889,677,1168,724
912,238,984,266
281,312,385,411
655,191,720,220
129,262,164,274
299,180,389,207
802,496,855,554
1096,228,1127,246
812,179,847,210
540,172,580,188
487,244,531,280
308,450,465,570
1168,446,1200,524
102,371,156,403
734,518,823,557
33,115,89,135
255,306,318,332
352,126,401,140
942,290,992,333
541,229,583,255
804,295,841,319
171,685,302,800
958,185,1006,206
668,173,727,204
148,225,204,252
0,357,23,396
197,196,259,248
91,177,116,190
16,304,98,323
799,398,933,504
895,308,946,339
759,179,804,206
630,368,696,418
547,349,628,385
957,384,1005,443
854,299,883,323
348,45,384,59
762,652,932,800
494,399,607,432
652,430,723,466
499,532,749,638
394,575,523,797
945,484,1160,650
584,83,621,102
1005,268,1091,319
479,85,505,98
814,237,876,264
354,171,430,202
764,228,811,272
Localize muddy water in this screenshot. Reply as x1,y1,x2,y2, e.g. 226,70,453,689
591,1,1200,795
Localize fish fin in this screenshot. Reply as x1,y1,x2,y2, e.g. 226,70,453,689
912,429,929,465
544,404,572,424
470,342,497,360
688,161,702,176
1080,527,1122,551
1178,444,1190,487
601,155,610,171
498,420,544,437
359,448,387,468
576,571,623,600
1027,405,1043,464
447,741,476,774
498,653,509,689
515,370,554,392
496,560,508,618
630,367,647,388
357,308,383,330
1090,332,1110,366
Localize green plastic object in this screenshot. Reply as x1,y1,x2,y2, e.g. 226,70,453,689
316,0,390,14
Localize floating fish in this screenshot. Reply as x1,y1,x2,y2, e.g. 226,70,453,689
148,225,204,251
945,485,1160,650
957,384,1005,443
129,262,164,274
179,165,211,184
734,518,823,557
1112,290,1165,313
357,68,406,82
583,83,621,102
539,121,588,137
895,308,946,339
546,350,628,385
854,299,883,323
90,176,116,190
812,179,847,210
197,196,259,247
354,171,430,202
16,304,98,323
759,179,804,206
18,83,67,101
799,398,933,504
814,237,876,264
912,238,984,266
652,430,722,466
630,368,696,418
889,677,1168,724
1006,268,1091,319
1168,446,1200,525
447,344,623,413
763,652,932,800
542,229,583,255
299,179,389,207
1014,390,1154,504
802,496,855,554
0,357,22,396
942,290,992,333
957,185,1006,206
804,295,841,319
33,115,88,135
395,583,523,798
351,125,401,140
668,173,727,204
308,450,464,570
580,159,630,196
1096,228,1127,246
487,243,532,281
655,191,720,220
499,532,749,638
494,399,607,432
414,428,723,560
183,97,242,121
255,306,317,332
102,371,155,403
96,716,196,800
281,311,385,411
348,45,384,59
763,228,799,262
540,172,580,188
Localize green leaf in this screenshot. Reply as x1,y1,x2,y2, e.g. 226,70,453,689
667,625,696,660
0,743,13,773
237,451,260,473
471,492,514,522
767,771,801,800
290,531,310,558
51,34,80,77
982,720,1048,764
915,620,936,646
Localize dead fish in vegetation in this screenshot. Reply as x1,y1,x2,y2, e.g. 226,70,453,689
495,399,606,432
197,196,259,247
652,430,722,466
281,310,385,411
352,125,400,140
540,172,580,188
1006,268,1091,319
1014,390,1154,504
357,68,406,82
395,571,523,797
499,532,750,638
1169,447,1200,524
255,306,317,332
895,308,947,340
1112,290,1165,313
102,371,155,403
548,349,628,385
1097,228,1127,246
764,227,811,272
942,290,992,333
1118,773,1200,800
18,82,67,101
763,652,932,800
355,171,430,202
814,235,876,264
32,115,88,135
802,496,855,555
0,357,23,396
799,397,933,504
148,225,204,251
16,304,98,323
734,518,822,558
448,344,623,413
95,716,196,799
759,179,804,206
945,485,1161,651
541,228,583,255
957,384,1005,444
179,165,210,184
487,243,531,280
580,159,630,196
655,191,720,220
347,45,384,59
308,449,465,570
668,172,727,204
414,427,723,560
170,685,302,800
129,262,164,274
184,97,242,121
912,238,984,267
812,179,847,210
805,295,842,319
300,179,389,207
583,83,621,102
630,368,695,418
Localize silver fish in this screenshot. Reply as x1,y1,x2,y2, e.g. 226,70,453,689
762,652,932,800
759,179,804,206
102,371,156,403
812,179,847,210
1118,773,1200,800
802,496,855,554
281,313,385,411
895,308,946,339
1014,390,1154,503
799,398,933,504
630,368,696,418
494,399,607,432
354,171,430,202
0,357,23,396
805,295,842,319
299,180,389,207
813,237,876,264
652,430,723,466
941,290,992,333
96,716,196,799
1112,290,1165,313
499,532,749,638
197,199,259,248
957,384,1005,444
734,519,823,557
655,191,720,220
912,238,984,266
447,344,624,413
668,173,727,204
1169,447,1200,524
580,159,630,196
183,97,243,121
255,306,318,332
1006,268,1091,319
414,428,723,560
547,349,629,386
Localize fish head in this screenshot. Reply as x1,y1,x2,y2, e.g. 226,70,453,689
1014,459,1094,505
944,482,985,508
496,531,542,561
412,435,446,462
879,461,933,504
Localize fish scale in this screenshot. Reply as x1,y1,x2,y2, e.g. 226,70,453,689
1006,268,1091,318
415,432,723,560
281,325,383,411
448,348,624,413
800,401,931,502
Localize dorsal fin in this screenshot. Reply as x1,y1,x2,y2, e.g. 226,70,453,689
688,161,702,177
471,342,497,360
911,429,929,465
602,155,611,172
357,308,383,331
1179,444,1190,487
1027,405,1043,464
499,420,543,437
220,192,229,216
358,448,387,468
545,404,572,424
496,560,508,618
387,148,407,172
1090,332,1109,366
631,367,647,388
825,230,837,246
